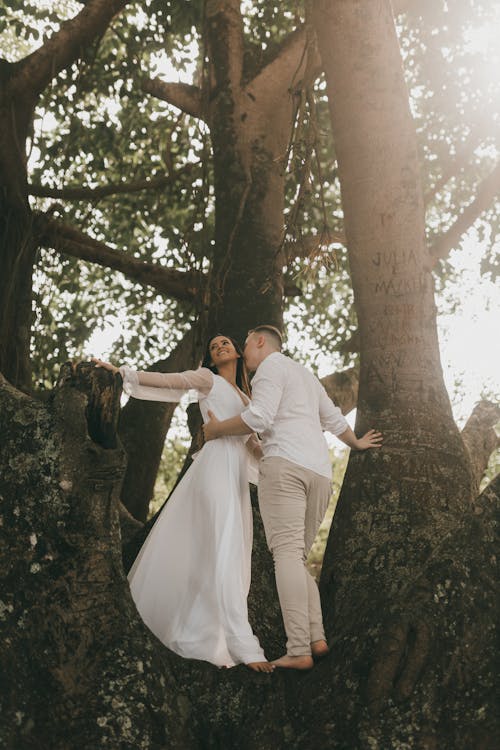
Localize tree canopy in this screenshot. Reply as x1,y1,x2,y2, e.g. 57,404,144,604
1,0,497,388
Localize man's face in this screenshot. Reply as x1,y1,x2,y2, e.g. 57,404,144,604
243,332,260,372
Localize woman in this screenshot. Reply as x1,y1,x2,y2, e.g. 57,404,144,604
92,335,273,672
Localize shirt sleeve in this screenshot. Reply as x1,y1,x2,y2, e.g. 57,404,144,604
119,366,213,402
240,358,284,433
318,381,349,435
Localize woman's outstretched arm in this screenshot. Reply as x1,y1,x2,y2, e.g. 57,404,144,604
91,358,213,401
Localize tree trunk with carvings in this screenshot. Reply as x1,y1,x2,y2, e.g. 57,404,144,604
312,1,498,747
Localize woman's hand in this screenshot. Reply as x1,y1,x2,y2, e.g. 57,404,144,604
91,357,119,374
355,429,383,450
246,434,264,460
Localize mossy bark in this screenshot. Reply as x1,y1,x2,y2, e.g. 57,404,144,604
1,362,498,749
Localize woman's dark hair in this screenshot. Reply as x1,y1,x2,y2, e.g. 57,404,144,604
202,334,251,397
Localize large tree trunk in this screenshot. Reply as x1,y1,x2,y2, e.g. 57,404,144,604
0,368,199,749
202,4,315,340
310,1,496,747
0,67,37,390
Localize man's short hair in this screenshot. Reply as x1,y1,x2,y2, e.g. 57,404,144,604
248,324,283,351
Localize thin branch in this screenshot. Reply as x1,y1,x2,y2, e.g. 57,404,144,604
425,146,478,208
431,162,500,263
462,400,500,491
141,80,204,120
28,164,197,202
34,214,201,303
13,0,132,97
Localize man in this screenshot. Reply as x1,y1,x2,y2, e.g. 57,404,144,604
203,325,382,669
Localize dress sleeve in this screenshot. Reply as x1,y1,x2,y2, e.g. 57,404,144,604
119,366,213,403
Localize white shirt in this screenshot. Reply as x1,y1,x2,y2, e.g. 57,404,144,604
240,352,349,479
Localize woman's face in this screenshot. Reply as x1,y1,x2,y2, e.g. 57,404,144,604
208,336,240,368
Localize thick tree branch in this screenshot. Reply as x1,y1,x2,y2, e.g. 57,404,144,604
247,24,321,109
34,214,202,303
253,24,320,90
13,0,132,97
28,165,197,201
320,367,359,415
431,162,500,263
141,80,204,119
34,215,301,302
461,400,500,490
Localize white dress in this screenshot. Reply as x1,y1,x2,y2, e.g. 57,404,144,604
120,365,266,667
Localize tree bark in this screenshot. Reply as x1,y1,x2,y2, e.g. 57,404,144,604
2,361,498,749
35,214,204,303
311,1,495,746
0,368,199,749
205,1,292,338
28,163,197,201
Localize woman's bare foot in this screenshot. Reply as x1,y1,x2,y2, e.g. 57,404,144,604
246,661,275,673
271,654,314,670
311,639,329,661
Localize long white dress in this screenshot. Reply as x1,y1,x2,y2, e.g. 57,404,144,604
120,365,266,667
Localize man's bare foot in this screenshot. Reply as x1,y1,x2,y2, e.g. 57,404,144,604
271,654,314,670
246,661,275,673
311,639,329,661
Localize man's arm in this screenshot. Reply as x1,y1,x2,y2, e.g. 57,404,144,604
204,358,284,441
337,426,383,450
203,411,252,441
318,382,383,450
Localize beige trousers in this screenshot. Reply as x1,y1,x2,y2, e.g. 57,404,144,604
258,456,332,656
